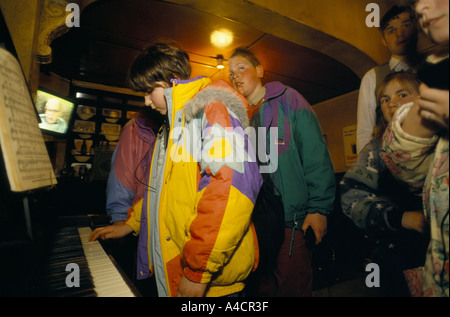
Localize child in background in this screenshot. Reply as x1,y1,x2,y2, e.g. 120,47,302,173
380,0,449,297
228,48,336,297
356,5,420,152
341,71,429,296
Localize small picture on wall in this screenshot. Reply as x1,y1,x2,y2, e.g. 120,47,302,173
342,125,357,167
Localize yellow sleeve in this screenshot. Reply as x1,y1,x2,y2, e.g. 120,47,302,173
125,198,143,235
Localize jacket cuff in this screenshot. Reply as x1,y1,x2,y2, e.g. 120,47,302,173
183,267,212,284
393,103,439,146
125,199,143,235
125,216,140,235
307,208,330,216
385,206,404,231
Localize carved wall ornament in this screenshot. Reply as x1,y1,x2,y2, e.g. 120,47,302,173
37,0,72,64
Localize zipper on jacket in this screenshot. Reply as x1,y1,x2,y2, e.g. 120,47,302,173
289,214,299,256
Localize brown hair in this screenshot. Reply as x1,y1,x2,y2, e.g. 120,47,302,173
127,42,191,92
230,48,261,67
372,71,421,139
380,5,416,33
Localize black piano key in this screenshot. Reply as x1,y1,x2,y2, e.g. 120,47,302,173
38,225,138,297
39,226,96,297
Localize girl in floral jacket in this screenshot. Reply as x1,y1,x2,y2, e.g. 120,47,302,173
341,72,429,296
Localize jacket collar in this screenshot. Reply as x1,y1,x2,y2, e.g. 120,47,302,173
134,114,156,143
161,76,211,129
184,80,250,129
170,76,212,113
264,81,287,100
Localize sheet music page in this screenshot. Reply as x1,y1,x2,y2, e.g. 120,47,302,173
0,47,57,192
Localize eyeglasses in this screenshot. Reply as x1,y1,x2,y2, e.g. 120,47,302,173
45,108,61,113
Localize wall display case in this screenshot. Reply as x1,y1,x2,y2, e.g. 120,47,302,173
47,86,148,182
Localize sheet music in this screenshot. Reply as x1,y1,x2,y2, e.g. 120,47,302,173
0,47,56,192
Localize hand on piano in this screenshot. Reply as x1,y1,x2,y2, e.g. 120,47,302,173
89,221,133,241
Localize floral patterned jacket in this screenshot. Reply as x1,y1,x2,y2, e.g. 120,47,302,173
340,138,423,238
380,102,449,297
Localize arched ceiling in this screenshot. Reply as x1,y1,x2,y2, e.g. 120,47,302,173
43,0,399,105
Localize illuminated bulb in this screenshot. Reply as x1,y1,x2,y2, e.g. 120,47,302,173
216,54,225,69
210,29,233,48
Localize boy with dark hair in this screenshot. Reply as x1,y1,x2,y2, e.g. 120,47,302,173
91,42,262,297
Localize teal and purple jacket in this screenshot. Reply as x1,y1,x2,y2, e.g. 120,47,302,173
258,81,336,226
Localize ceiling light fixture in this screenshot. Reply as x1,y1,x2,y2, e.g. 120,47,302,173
210,29,233,48
216,54,225,69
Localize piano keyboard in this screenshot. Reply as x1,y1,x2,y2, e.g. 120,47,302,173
39,226,138,297
77,227,137,297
